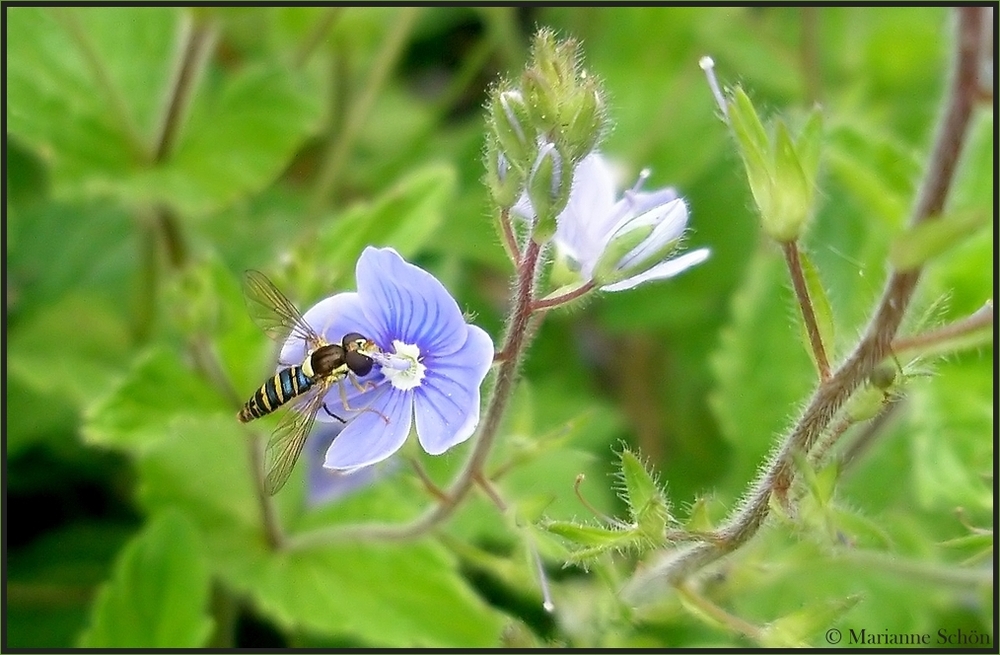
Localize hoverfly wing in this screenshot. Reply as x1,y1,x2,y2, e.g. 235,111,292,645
243,270,323,349
262,386,327,496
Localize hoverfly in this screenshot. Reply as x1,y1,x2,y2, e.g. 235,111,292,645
238,270,380,495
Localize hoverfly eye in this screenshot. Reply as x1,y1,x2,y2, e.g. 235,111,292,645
345,350,374,376
342,332,366,350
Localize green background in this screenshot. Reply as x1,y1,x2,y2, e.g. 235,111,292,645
6,6,993,648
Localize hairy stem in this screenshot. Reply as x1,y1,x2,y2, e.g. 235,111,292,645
892,299,994,359
782,240,831,381
624,6,986,596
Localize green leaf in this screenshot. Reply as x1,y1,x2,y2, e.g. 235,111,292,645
825,121,919,228
132,414,506,647
6,7,179,188
82,347,230,455
796,250,836,371
889,210,988,271
6,522,136,648
908,360,993,512
78,510,213,648
8,294,132,408
795,107,824,185
709,249,815,495
314,163,457,288
618,449,670,538
759,594,861,647
123,63,322,216
543,520,632,547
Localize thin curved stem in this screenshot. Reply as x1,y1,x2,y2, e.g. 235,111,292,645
624,6,987,596
308,7,421,217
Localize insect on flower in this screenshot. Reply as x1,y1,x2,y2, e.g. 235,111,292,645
238,270,383,495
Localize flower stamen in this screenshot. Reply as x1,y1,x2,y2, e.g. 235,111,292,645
378,340,427,391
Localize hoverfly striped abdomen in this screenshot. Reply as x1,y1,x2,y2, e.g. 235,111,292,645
238,365,314,423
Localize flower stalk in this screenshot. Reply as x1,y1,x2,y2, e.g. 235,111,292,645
782,240,831,381
624,5,989,596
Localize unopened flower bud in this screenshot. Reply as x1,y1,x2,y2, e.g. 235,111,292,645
527,142,571,242
491,89,535,169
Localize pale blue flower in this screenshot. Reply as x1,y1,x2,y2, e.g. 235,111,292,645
281,247,494,473
515,153,710,291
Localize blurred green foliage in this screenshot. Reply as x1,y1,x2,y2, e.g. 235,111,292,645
5,6,992,647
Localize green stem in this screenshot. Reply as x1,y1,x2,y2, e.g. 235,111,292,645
308,7,421,217
782,240,831,381
153,11,216,163
292,7,343,69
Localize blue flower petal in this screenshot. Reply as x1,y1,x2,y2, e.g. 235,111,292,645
324,387,413,472
413,324,493,454
280,291,381,365
601,248,711,292
355,247,469,357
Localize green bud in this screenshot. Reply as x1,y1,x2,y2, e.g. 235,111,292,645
522,68,559,134
484,137,523,209
561,79,606,161
768,120,812,242
526,142,570,243
491,89,535,170
727,88,775,221
726,87,822,243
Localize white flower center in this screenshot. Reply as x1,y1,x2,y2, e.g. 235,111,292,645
380,340,426,391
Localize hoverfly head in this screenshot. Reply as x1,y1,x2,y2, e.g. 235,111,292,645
342,332,375,376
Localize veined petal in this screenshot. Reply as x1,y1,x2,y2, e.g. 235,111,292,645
616,198,689,272
413,325,493,454
626,187,679,215
324,387,413,472
601,248,710,292
281,292,382,365
553,153,619,267
355,247,469,358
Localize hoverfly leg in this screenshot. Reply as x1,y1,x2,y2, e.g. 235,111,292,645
340,376,390,424
322,403,347,423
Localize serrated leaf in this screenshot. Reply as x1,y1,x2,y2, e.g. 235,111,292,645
889,210,988,271
124,63,321,216
709,249,815,494
78,510,213,648
797,250,836,371
83,347,230,454
132,414,505,647
6,7,178,189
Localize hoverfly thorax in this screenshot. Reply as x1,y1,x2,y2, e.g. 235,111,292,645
307,343,348,379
